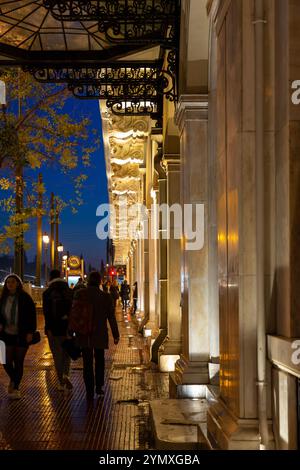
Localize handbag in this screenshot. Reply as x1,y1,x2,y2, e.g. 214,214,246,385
62,338,82,360
30,331,41,345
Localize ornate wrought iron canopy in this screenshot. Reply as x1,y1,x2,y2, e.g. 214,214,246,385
42,0,178,45
0,1,180,120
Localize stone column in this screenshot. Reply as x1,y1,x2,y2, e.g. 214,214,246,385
126,257,131,286
146,207,159,331
132,247,136,291
137,237,144,314
207,4,220,385
150,148,168,363
171,95,210,397
143,216,150,323
158,155,182,371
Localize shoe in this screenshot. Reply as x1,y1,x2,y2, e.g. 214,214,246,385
8,381,14,394
63,376,73,390
9,389,21,399
95,386,104,397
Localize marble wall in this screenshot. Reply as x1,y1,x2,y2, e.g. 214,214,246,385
217,0,242,418
275,0,300,339
208,0,300,449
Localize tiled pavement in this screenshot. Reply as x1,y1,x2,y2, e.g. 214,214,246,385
0,305,169,450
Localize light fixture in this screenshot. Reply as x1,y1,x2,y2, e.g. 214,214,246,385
42,233,49,244
57,243,63,252
62,255,68,261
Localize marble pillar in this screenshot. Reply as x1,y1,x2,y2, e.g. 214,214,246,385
207,0,220,385
150,153,168,363
143,216,150,323
158,155,182,371
206,0,276,449
171,94,210,394
147,207,159,331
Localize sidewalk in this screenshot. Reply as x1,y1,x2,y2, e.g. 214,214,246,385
0,305,169,450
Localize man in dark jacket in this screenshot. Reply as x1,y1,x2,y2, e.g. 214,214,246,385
120,280,130,311
42,269,73,391
69,271,119,399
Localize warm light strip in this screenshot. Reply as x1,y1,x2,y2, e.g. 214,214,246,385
111,157,143,165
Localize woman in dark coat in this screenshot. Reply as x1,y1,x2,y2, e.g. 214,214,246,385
0,274,37,399
69,271,119,400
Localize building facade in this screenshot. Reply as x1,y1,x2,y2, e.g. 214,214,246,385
101,0,300,450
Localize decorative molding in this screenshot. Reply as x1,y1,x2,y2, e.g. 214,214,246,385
175,94,209,134
101,104,151,264
161,153,180,171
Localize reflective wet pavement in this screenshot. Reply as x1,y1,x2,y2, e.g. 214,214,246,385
0,306,169,450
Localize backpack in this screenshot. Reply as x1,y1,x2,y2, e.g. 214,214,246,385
68,289,94,336
50,286,72,322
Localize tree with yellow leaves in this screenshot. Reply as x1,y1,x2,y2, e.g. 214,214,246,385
0,68,98,277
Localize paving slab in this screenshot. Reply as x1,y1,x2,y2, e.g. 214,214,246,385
150,398,212,450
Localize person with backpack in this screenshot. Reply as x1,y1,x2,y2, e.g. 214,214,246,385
0,274,37,399
42,269,73,391
68,271,120,400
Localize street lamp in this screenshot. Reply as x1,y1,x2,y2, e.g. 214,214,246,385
62,254,68,278
43,232,49,285
57,243,63,275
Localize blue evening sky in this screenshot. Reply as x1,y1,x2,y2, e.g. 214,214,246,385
1,97,109,269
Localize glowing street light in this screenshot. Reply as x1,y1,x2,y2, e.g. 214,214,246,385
57,243,64,275
43,233,49,244
42,232,49,285
57,243,63,252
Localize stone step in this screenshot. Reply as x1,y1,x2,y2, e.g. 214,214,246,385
150,399,213,450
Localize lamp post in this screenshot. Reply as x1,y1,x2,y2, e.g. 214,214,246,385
57,243,63,276
43,232,49,286
62,254,68,279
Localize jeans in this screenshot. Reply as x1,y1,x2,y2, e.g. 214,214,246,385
81,348,105,396
48,334,71,385
3,335,28,389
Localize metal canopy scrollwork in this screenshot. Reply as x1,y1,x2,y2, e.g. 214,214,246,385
43,0,179,45
24,61,174,120
0,1,180,120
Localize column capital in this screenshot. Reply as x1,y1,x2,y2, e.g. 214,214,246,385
175,94,208,134
162,153,180,173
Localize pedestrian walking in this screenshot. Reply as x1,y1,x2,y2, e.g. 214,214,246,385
120,280,130,311
42,269,73,391
68,271,120,400
0,274,37,399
